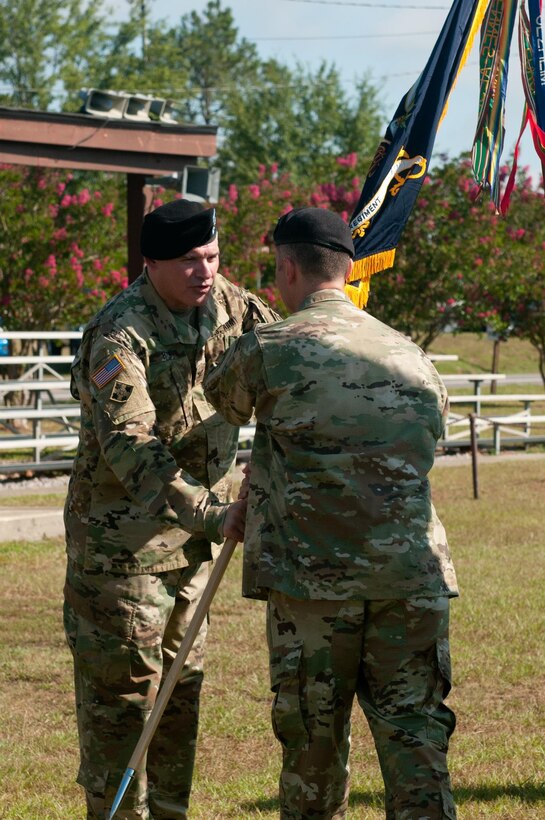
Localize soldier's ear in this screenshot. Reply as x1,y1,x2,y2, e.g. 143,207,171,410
285,256,298,285
345,258,354,282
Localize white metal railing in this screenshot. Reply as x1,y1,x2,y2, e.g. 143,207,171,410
0,331,82,470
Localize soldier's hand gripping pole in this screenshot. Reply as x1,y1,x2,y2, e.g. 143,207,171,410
107,537,238,820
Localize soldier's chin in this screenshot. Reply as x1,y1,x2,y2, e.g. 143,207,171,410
191,286,212,303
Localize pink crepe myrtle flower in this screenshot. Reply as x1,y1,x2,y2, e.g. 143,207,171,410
337,153,357,168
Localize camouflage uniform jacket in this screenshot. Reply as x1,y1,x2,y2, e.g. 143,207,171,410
64,270,278,575
204,288,459,601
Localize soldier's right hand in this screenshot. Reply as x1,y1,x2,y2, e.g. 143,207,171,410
222,498,247,542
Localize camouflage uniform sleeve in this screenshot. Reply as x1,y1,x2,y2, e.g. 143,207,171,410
204,331,264,425
87,327,228,544
241,290,282,331
432,365,450,436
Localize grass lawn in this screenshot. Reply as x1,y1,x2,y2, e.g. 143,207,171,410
427,333,541,377
0,457,544,818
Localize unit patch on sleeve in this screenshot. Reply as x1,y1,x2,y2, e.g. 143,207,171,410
110,381,134,403
91,354,125,388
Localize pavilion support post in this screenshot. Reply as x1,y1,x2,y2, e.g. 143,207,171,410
127,173,154,284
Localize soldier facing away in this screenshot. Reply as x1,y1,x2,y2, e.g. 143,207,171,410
204,207,459,819
63,198,279,819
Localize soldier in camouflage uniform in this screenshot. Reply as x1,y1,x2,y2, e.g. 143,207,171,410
204,207,459,819
63,199,279,819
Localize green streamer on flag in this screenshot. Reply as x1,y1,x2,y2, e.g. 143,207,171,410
501,0,545,212
471,0,518,210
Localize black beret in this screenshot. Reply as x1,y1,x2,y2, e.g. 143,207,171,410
273,207,354,258
141,199,217,260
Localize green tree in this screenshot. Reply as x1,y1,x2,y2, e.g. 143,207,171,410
174,0,260,125
91,0,259,124
0,0,109,109
218,63,383,187
87,6,190,106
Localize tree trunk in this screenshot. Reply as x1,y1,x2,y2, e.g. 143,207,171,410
490,338,501,394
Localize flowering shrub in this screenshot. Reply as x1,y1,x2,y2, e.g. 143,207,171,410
0,165,127,336
216,159,367,312
215,164,313,312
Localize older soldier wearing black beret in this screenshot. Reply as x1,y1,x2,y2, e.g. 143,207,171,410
63,198,279,820
205,207,459,820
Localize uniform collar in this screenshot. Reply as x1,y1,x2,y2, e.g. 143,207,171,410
298,288,350,311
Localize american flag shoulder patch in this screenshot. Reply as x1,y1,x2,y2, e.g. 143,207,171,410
91,354,125,388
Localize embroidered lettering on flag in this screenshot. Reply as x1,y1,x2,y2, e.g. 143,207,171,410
92,354,125,388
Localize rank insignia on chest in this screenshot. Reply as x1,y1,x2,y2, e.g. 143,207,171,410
91,354,125,388
110,380,134,403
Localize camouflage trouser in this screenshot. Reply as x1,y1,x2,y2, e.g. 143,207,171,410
267,592,457,820
64,558,210,820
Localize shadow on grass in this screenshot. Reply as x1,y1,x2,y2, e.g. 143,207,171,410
454,780,545,804
241,790,384,813
242,781,545,814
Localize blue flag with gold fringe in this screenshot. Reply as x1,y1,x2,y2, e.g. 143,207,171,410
345,0,489,309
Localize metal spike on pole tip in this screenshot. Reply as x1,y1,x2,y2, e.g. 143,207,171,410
107,537,238,820
108,769,135,820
